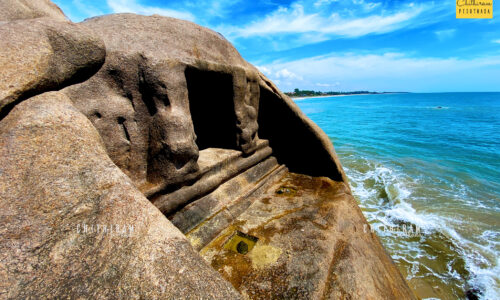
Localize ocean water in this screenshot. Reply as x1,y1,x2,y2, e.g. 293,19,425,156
295,93,500,300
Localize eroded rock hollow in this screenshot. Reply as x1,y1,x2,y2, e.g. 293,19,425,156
0,1,416,299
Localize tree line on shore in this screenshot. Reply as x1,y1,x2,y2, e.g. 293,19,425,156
285,88,381,97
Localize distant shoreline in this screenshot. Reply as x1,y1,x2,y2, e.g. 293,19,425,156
291,92,406,100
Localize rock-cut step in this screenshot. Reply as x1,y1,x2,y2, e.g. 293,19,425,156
170,154,288,251
151,139,272,214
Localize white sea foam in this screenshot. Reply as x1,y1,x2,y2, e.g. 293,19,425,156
344,157,500,299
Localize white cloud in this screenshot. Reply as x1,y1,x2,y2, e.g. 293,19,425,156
73,0,104,19
315,0,379,10
107,0,195,21
185,0,241,19
220,2,430,39
314,0,339,7
352,0,382,11
315,82,340,87
364,2,381,11
259,52,500,92
493,39,500,44
256,65,272,76
258,67,303,84
435,29,456,41
275,68,303,80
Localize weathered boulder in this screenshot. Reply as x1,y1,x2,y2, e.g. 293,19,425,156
0,91,241,299
0,0,67,22
63,13,261,195
0,18,105,118
61,13,347,197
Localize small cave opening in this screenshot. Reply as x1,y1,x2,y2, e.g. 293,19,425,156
185,67,238,150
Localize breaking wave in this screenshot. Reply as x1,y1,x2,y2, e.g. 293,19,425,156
342,155,500,299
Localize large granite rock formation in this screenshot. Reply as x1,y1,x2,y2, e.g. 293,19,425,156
0,92,240,299
0,1,416,299
62,13,348,196
62,14,266,195
0,17,105,118
0,0,67,21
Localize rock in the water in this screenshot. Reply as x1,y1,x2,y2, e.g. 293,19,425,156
0,0,67,21
0,18,105,118
0,91,241,299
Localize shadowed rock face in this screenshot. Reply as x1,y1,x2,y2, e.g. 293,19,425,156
258,84,346,181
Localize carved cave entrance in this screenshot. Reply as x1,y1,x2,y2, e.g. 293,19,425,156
185,67,238,150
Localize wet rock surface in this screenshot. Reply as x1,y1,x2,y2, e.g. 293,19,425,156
200,173,417,299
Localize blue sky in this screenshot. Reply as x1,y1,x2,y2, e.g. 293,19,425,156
54,0,500,92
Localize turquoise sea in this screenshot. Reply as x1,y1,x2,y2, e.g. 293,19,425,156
296,93,500,299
